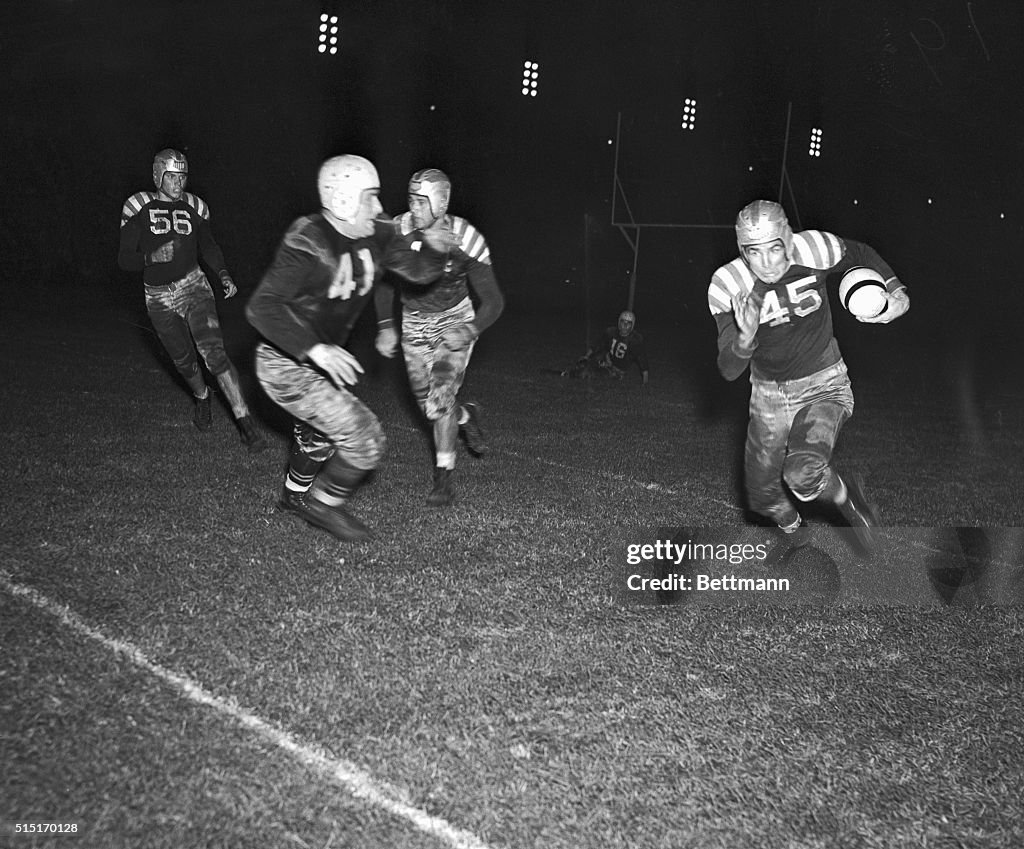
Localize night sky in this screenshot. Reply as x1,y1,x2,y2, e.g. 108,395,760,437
3,0,1022,322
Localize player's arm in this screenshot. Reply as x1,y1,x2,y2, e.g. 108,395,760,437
374,277,399,358
632,334,650,384
196,214,236,297
246,225,324,360
466,263,504,334
117,215,147,272
718,288,762,382
838,238,909,324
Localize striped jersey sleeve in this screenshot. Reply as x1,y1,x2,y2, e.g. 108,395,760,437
450,216,491,265
790,230,845,270
182,192,211,221
120,191,157,227
707,257,756,315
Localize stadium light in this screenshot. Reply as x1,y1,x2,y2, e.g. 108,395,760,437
317,12,339,55
521,60,538,97
808,127,822,157
681,98,697,131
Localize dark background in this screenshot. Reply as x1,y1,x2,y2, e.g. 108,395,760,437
2,0,1022,349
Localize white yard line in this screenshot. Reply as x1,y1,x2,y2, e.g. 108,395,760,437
0,570,501,849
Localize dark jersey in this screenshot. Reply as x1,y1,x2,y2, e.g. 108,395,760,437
382,212,504,333
246,214,390,361
595,327,649,374
118,191,227,286
708,230,900,382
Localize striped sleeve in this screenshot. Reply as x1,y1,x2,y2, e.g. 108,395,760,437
184,192,211,220
120,191,156,227
451,216,491,265
790,230,845,270
707,258,756,315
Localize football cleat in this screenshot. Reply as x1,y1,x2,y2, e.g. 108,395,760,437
193,393,213,431
276,486,309,515
426,467,455,507
237,415,267,453
296,497,371,542
836,473,879,556
459,402,487,456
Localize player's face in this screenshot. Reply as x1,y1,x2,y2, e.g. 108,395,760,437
159,172,187,201
408,194,438,230
743,240,789,283
350,189,383,237
618,318,634,336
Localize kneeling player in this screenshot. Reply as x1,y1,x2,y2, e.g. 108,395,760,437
566,310,650,383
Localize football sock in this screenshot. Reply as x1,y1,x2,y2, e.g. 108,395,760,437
309,454,366,506
436,451,456,470
779,516,803,533
285,443,323,493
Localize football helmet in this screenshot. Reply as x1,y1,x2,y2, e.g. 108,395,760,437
153,149,188,189
318,155,380,222
408,168,451,223
617,310,636,336
735,200,794,257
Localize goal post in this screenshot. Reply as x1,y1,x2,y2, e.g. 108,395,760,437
606,106,801,316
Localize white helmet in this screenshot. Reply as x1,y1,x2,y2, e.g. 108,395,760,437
153,149,188,189
617,310,636,335
408,168,451,221
735,200,794,258
318,155,380,222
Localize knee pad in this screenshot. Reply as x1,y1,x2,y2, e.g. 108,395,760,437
174,356,200,381
424,389,457,421
783,451,829,502
203,347,231,376
343,418,387,470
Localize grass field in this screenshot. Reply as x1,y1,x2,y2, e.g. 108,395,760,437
2,287,1023,849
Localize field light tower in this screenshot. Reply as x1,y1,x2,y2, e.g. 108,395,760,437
681,98,697,130
521,60,539,96
317,12,339,55
809,127,823,157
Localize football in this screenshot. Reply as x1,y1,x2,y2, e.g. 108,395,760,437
839,267,888,319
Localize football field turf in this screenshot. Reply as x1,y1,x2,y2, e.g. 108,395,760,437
2,292,1023,848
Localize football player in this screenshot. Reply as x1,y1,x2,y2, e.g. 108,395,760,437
707,200,909,552
375,168,505,507
571,310,650,383
246,155,392,542
118,149,265,452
